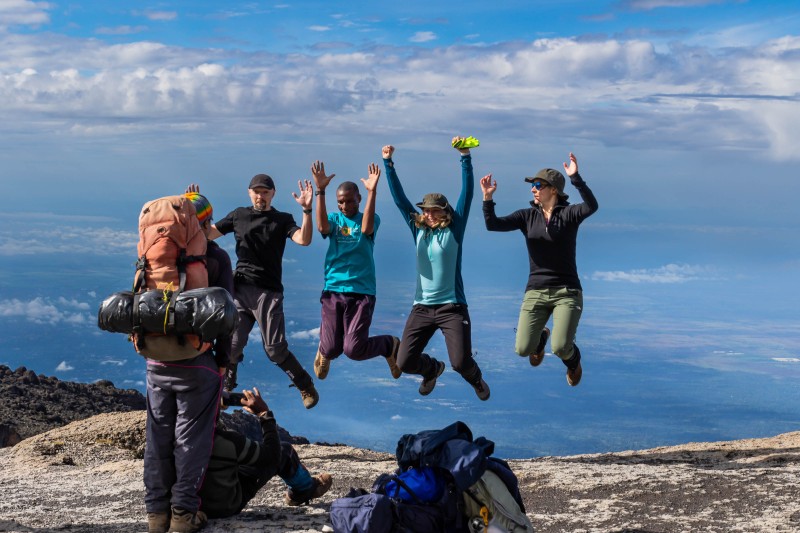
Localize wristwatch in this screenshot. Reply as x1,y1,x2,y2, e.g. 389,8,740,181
315,190,325,196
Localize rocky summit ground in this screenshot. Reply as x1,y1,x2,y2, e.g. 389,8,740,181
0,367,799,532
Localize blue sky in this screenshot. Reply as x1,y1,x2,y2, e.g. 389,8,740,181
1,1,799,453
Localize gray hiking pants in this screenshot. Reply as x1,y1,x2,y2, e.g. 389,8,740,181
231,280,312,390
144,352,222,513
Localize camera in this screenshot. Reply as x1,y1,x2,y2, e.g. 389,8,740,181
222,391,245,407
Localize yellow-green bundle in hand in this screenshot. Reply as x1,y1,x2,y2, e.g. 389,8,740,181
452,136,480,149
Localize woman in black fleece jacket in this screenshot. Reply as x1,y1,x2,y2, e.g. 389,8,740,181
480,152,598,387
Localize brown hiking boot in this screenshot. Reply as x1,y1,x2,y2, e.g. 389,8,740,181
314,348,330,380
529,327,550,367
566,344,582,387
168,507,207,533
300,383,319,409
285,473,333,506
223,362,238,392
386,336,402,379
472,378,490,401
419,359,445,396
147,512,169,533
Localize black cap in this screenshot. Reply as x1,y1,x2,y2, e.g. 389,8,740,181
249,174,275,190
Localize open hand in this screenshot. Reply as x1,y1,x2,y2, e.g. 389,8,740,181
311,161,335,191
563,152,579,177
292,179,313,209
480,174,497,200
361,163,381,192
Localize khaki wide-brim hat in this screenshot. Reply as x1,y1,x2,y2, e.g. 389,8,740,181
416,192,451,210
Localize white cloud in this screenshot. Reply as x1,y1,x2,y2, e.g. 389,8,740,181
55,361,74,371
289,327,320,340
772,358,800,363
96,25,148,36
143,11,177,22
0,296,92,325
591,264,719,283
0,21,797,163
0,0,51,28
391,414,403,421
0,224,136,256
409,31,436,43
308,25,331,32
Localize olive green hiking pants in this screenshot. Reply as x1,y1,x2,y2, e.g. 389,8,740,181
515,287,583,362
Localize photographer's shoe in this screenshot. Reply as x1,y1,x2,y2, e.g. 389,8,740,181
168,507,206,533
285,473,333,506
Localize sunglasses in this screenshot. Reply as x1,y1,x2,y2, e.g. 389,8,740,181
531,181,550,190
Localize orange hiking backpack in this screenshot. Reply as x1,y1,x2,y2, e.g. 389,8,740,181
132,195,209,360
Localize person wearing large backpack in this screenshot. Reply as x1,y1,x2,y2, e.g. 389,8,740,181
381,138,490,401
195,175,320,409
145,192,232,533
308,160,402,381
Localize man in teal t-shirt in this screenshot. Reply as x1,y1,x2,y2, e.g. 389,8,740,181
309,160,401,380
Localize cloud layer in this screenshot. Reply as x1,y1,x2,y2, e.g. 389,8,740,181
1,5,798,160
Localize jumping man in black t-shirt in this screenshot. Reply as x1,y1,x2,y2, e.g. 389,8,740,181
198,174,320,409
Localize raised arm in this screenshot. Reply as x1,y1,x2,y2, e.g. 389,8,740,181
360,162,380,236
382,145,418,234
291,179,314,246
481,177,526,232
451,136,474,220
311,161,333,235
563,152,599,219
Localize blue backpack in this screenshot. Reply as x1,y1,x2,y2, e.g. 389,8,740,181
329,421,505,533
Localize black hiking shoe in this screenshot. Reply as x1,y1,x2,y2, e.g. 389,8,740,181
300,382,319,409
223,363,238,392
472,378,490,401
285,473,333,506
529,327,550,367
419,359,445,396
565,344,582,387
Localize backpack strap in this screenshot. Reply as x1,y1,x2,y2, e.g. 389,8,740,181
464,488,490,531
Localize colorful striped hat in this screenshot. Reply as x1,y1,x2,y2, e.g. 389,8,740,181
184,192,213,223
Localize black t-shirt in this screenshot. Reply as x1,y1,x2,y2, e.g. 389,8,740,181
205,240,234,367
215,206,300,292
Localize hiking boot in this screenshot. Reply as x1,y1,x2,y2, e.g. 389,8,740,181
566,344,582,387
223,362,238,392
168,507,207,533
284,472,333,506
314,348,330,380
472,378,490,401
386,336,402,379
147,512,169,533
300,383,319,409
529,327,550,367
418,359,445,396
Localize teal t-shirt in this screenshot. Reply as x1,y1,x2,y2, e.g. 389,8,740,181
323,211,379,295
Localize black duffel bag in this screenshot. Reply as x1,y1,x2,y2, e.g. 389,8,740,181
98,287,237,343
